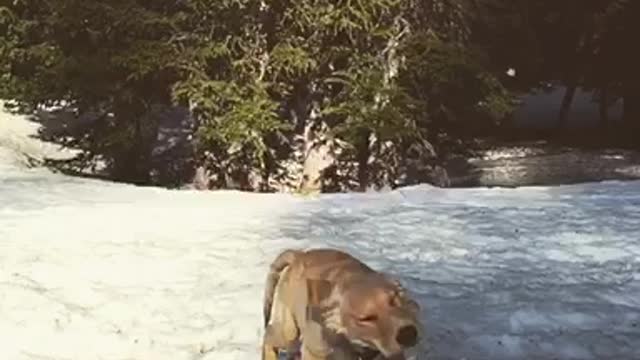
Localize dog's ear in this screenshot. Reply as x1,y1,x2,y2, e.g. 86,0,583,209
307,279,334,305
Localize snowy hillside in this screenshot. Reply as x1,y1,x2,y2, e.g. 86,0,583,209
1,106,640,359
0,103,78,170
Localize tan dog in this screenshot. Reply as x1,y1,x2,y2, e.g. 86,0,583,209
261,248,424,360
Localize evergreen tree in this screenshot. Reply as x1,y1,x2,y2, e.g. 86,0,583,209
1,0,515,191
1,0,186,183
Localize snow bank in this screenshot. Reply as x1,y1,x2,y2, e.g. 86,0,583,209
1,104,640,360
0,101,78,171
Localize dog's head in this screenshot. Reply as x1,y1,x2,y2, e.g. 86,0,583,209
308,274,423,359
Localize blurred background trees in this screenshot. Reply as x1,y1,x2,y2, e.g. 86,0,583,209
1,0,636,191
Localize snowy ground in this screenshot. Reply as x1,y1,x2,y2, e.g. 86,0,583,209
2,107,640,360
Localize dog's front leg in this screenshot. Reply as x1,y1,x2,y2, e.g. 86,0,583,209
299,320,335,360
262,301,300,360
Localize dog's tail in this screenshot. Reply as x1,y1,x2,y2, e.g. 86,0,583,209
263,249,302,328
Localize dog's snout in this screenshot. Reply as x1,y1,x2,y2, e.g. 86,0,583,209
395,325,418,347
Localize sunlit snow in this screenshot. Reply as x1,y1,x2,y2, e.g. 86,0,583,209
2,106,640,360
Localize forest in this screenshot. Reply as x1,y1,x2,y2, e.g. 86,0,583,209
1,0,638,192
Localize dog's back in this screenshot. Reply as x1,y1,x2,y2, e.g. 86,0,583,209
296,248,375,283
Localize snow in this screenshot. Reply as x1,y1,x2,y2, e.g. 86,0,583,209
2,106,640,360
0,101,79,169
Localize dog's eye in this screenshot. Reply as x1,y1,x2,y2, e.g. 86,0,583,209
358,314,378,322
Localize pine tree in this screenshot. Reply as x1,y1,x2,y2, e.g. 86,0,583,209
1,0,186,183
1,0,515,191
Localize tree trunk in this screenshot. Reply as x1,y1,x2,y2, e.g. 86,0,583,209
260,151,272,192
557,23,594,130
557,83,576,129
192,165,211,190
112,102,154,185
298,107,335,194
599,86,609,129
356,129,371,192
623,80,640,131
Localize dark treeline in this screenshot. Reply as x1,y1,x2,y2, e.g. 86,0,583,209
1,0,638,192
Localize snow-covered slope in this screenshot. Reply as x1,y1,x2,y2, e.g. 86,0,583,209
0,102,78,171
1,106,640,360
